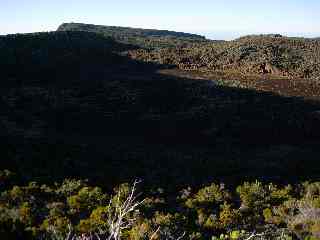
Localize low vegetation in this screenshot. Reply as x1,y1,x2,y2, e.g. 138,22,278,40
1,170,320,239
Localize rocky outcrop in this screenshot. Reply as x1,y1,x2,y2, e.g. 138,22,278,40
259,63,282,75
129,35,320,80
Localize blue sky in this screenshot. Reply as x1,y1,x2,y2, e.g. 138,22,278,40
1,0,320,40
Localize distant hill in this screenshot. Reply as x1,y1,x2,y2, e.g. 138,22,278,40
57,24,320,80
57,22,209,48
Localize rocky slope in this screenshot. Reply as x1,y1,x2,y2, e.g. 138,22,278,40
1,31,320,186
57,23,320,80
129,34,320,80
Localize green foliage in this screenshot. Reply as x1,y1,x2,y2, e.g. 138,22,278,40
41,216,70,235
67,186,107,213
0,178,110,239
236,181,266,210
1,177,320,239
218,203,240,229
269,184,293,205
55,179,85,197
185,183,230,209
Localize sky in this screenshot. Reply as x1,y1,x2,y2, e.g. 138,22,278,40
1,0,320,40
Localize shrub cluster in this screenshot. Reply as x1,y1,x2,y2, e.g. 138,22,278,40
1,170,319,240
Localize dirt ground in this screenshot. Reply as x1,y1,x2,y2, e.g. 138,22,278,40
159,68,320,100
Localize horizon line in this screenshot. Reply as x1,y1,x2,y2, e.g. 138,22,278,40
0,22,319,41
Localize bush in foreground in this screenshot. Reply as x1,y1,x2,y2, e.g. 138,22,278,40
0,170,319,239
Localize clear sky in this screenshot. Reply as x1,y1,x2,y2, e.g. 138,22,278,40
1,0,320,40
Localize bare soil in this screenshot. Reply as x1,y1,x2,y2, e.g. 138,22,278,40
159,69,320,100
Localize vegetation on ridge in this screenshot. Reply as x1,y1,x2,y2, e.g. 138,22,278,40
57,23,209,49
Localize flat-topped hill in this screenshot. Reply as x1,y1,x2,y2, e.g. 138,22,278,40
57,22,209,48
